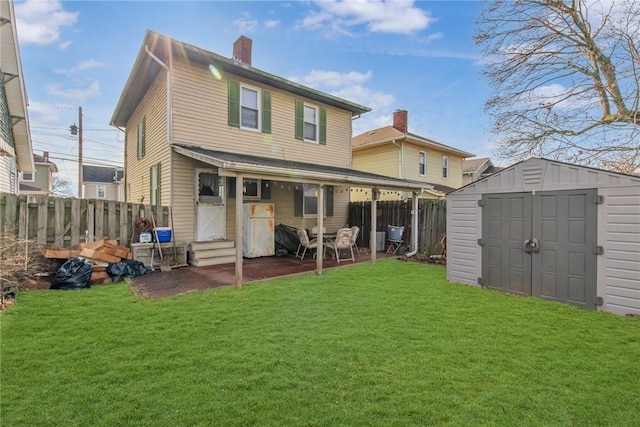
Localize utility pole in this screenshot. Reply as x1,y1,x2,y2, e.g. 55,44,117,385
69,106,83,198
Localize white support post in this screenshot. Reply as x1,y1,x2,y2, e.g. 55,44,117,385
235,175,243,289
316,184,324,276
370,188,378,264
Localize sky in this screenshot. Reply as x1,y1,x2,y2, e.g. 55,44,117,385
14,0,494,195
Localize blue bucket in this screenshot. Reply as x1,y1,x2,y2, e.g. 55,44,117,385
387,226,404,241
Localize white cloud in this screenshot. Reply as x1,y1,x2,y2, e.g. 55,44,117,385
28,101,65,126
45,81,101,103
420,32,443,44
332,85,395,111
522,83,593,110
14,0,78,46
265,20,280,29
301,70,373,88
234,17,258,33
300,0,435,35
53,60,106,75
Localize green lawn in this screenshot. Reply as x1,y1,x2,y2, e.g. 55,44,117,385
1,260,639,426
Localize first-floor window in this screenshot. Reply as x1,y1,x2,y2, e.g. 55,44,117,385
150,163,160,205
419,151,426,176
303,184,318,216
243,178,260,198
442,156,449,179
97,185,106,199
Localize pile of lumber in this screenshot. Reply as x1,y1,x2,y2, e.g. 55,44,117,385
43,239,133,285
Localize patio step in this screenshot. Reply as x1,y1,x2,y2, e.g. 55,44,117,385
188,240,237,267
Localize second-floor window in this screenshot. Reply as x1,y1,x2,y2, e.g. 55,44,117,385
228,78,271,133
21,171,35,182
97,185,106,199
241,85,259,130
442,156,449,179
295,100,326,144
419,151,426,176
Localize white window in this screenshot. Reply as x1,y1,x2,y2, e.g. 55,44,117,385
97,185,106,199
21,171,35,182
419,151,426,176
303,184,318,216
304,105,318,142
240,85,260,130
442,156,449,179
243,178,260,199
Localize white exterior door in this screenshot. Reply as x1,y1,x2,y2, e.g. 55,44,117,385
195,169,226,241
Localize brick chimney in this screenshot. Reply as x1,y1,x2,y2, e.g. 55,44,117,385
393,109,408,133
232,36,252,66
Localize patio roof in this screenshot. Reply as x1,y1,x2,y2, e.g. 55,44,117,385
173,144,429,192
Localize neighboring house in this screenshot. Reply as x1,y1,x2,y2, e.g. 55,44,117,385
351,110,474,201
462,157,503,185
0,0,34,195
110,32,425,274
19,151,58,195
83,165,124,201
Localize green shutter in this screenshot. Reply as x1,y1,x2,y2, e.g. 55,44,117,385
156,162,161,206
149,166,153,204
319,107,326,145
294,184,303,217
262,89,271,134
260,180,271,199
227,177,236,198
141,116,146,157
295,99,304,140
324,185,333,217
228,79,240,127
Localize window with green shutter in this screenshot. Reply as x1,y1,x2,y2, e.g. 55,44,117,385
228,79,240,127
295,101,326,144
228,78,271,133
294,184,333,217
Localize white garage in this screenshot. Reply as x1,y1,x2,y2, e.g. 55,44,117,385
447,157,640,315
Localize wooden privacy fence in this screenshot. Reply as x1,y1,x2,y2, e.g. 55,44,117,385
348,199,446,255
0,193,169,248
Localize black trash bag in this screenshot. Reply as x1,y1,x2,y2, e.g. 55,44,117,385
274,224,300,256
107,260,150,282
52,258,93,290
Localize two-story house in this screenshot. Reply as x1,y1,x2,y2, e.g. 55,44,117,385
0,0,34,195
82,165,124,201
110,31,425,278
351,110,474,201
19,152,58,196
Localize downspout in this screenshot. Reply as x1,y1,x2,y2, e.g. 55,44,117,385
116,125,127,202
404,191,420,257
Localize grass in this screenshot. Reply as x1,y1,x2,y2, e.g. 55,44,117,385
1,260,639,426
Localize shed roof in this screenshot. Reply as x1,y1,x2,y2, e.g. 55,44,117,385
450,157,640,196
83,165,124,183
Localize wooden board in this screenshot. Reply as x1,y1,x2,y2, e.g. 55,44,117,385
79,248,120,263
43,249,82,259
100,246,132,260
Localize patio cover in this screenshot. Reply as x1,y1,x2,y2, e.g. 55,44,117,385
173,144,427,287
173,144,429,191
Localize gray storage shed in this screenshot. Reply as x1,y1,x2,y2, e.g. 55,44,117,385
447,158,640,315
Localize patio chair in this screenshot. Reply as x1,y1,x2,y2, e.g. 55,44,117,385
295,228,318,261
350,225,360,257
324,227,355,263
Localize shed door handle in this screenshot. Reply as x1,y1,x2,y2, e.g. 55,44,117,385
530,238,540,253
523,239,532,254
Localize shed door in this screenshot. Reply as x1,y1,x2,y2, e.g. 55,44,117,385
481,189,597,309
532,190,597,309
482,193,532,296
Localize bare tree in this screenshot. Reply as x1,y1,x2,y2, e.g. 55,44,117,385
476,0,640,174
52,176,75,198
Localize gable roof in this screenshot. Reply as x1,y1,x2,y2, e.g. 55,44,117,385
0,0,34,172
111,31,371,127
33,154,58,173
352,126,475,158
462,157,491,174
83,165,124,183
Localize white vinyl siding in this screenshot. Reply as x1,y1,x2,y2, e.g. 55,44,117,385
0,156,17,194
